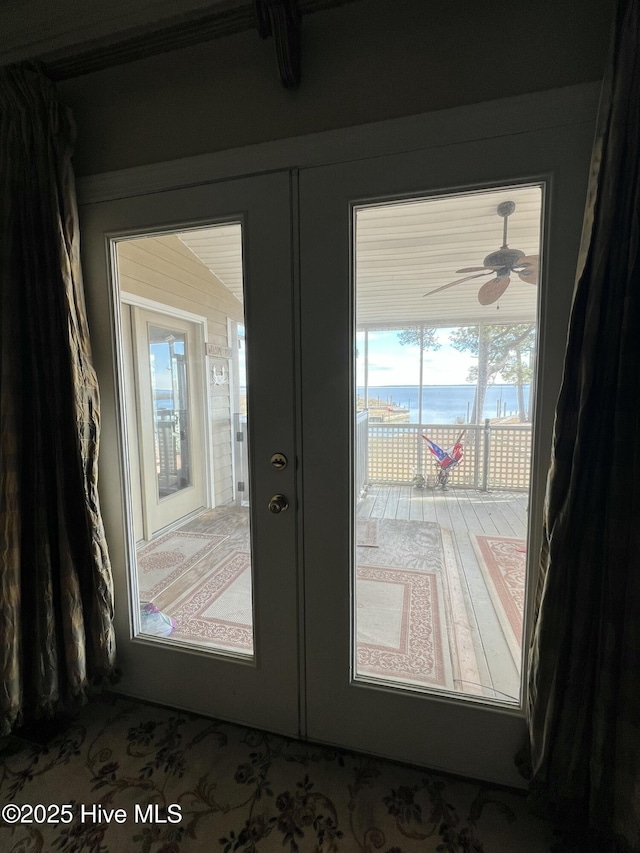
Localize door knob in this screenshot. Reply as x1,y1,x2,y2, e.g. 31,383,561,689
268,494,289,514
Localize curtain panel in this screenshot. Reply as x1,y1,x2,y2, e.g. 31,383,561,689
0,64,117,734
526,0,640,849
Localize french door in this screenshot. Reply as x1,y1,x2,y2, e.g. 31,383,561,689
82,119,593,785
299,120,593,785
81,173,300,735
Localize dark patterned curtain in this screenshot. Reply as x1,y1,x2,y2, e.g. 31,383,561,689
526,1,640,850
0,64,117,734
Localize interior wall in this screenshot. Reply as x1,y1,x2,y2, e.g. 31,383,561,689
58,0,614,177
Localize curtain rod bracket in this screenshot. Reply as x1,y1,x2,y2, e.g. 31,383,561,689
255,0,301,88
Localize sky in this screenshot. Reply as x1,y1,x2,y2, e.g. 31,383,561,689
153,326,479,392
357,329,475,386
238,328,477,388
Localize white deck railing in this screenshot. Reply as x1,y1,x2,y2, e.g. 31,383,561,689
362,418,532,491
355,411,370,498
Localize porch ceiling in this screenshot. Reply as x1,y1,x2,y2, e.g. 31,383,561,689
178,223,244,301
355,184,542,329
179,183,542,329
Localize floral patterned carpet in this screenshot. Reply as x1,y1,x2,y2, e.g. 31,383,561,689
0,694,556,852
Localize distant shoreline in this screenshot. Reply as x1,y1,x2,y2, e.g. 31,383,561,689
357,383,531,425
361,383,525,388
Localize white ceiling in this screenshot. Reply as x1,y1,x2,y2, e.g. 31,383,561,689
179,224,245,299
355,184,542,328
178,183,543,330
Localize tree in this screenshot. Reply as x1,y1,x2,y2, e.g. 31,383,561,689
498,341,535,421
396,328,441,351
449,324,536,422
398,324,536,423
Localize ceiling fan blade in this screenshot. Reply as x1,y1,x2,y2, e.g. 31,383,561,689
514,254,538,283
518,269,538,284
478,275,511,305
424,271,492,297
455,266,490,273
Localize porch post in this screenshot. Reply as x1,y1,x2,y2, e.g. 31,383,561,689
482,417,491,491
473,322,486,488
417,325,425,475
364,328,369,410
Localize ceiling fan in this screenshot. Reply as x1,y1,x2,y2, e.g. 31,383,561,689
424,200,538,305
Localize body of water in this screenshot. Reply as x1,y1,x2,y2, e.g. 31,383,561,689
358,384,531,424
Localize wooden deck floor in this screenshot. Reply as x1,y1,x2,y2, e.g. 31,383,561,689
358,484,527,702
359,483,528,537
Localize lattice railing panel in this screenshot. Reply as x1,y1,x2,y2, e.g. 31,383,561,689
367,426,418,483
365,423,532,491
487,426,532,490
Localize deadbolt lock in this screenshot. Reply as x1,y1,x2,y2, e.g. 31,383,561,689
270,452,288,470
268,494,289,514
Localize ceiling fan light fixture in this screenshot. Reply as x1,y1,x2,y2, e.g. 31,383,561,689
496,200,516,218
424,199,539,304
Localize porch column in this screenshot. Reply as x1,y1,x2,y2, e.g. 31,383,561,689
417,325,425,475
364,328,369,410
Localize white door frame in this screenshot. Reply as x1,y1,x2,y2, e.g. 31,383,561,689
120,290,215,525
228,317,249,507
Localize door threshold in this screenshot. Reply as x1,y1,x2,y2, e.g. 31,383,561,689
145,506,208,543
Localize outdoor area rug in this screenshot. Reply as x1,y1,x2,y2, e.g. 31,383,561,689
136,532,227,600
471,534,526,663
169,551,254,654
357,518,445,573
356,518,379,547
159,547,454,685
154,520,457,687
356,565,453,688
134,517,480,701
355,519,468,691
0,693,557,852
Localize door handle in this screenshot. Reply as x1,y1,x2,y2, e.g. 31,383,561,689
268,494,289,514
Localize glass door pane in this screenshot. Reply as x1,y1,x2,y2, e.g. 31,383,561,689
116,224,256,656
354,186,542,705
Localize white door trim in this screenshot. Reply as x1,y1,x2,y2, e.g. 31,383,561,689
121,290,210,328
228,317,246,506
